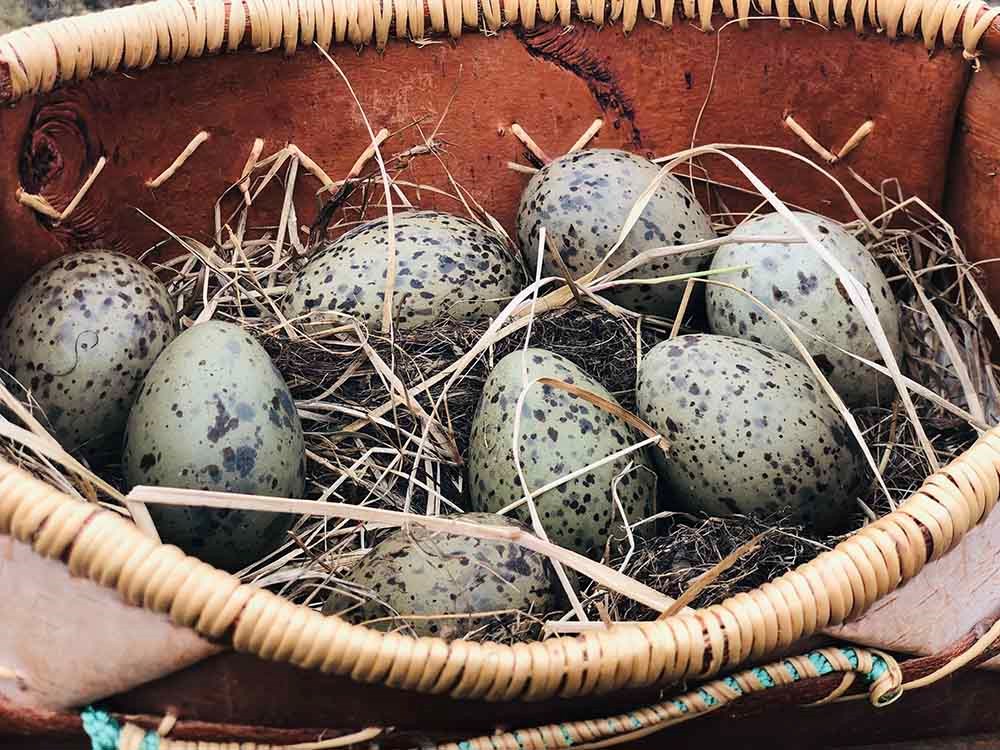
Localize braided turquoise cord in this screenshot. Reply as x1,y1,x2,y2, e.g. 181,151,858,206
81,707,159,750
447,646,897,750
81,647,896,750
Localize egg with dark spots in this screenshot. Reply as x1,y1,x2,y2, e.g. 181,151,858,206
281,210,525,330
467,348,656,559
123,320,306,572
322,513,557,639
0,251,177,464
516,149,716,316
636,334,860,532
706,212,902,406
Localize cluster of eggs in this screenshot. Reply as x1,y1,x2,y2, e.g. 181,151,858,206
334,149,900,635
0,253,308,572
0,147,901,638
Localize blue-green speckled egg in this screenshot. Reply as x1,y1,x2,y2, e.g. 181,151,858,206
0,251,177,464
281,210,525,330
636,334,860,532
706,211,902,406
323,513,557,639
467,348,656,559
516,149,715,316
123,320,306,572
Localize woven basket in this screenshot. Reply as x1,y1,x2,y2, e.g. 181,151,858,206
2,1,1000,747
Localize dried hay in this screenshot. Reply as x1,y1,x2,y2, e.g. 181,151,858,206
0,102,996,645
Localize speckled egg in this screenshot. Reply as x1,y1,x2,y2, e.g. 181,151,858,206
516,149,716,316
0,251,177,464
281,211,525,330
636,334,861,532
467,348,656,559
706,212,902,406
123,320,306,572
322,513,557,639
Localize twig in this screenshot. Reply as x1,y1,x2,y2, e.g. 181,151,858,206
510,123,551,165
567,119,603,153
146,131,211,188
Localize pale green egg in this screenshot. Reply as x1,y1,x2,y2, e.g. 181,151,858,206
123,320,306,572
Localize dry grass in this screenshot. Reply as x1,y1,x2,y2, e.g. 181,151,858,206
0,116,995,644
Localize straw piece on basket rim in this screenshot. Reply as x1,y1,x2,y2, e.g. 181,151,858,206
146,130,210,188
510,123,551,164
783,114,837,164
567,118,604,153
659,532,765,618
126,484,681,613
15,188,61,220
289,143,335,188
59,156,107,221
125,500,162,542
238,137,265,204
18,155,109,223
836,120,875,160
346,127,390,179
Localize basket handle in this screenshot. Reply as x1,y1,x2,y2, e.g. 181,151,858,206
1,426,999,703
0,0,998,103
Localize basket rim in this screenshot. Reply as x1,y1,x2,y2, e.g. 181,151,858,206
1,427,998,704
0,0,997,104
0,0,999,708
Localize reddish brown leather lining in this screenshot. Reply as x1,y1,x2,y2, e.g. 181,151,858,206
945,56,1000,307
0,20,972,306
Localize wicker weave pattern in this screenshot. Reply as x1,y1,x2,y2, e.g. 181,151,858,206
0,0,998,102
1,425,998,702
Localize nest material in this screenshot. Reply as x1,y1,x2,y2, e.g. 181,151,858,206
0,130,996,645
258,307,666,503
177,213,987,639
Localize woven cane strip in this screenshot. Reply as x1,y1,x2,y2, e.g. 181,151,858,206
430,647,903,750
2,426,1000,702
0,0,998,102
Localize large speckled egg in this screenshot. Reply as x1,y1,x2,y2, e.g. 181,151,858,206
636,334,860,532
123,320,306,572
323,513,557,639
706,212,902,406
0,251,176,464
516,149,715,316
281,211,525,330
467,348,656,559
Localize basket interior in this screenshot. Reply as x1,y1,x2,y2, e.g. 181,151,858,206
1,12,1000,741
0,20,977,301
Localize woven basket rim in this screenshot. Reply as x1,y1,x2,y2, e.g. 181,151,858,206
0,0,997,104
1,425,999,703
1,0,1000,706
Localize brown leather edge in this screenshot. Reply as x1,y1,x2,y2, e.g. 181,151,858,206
3,611,997,747
1,5,999,106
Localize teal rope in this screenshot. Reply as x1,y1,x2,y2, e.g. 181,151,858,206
543,647,893,749
81,707,159,750
82,648,896,750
